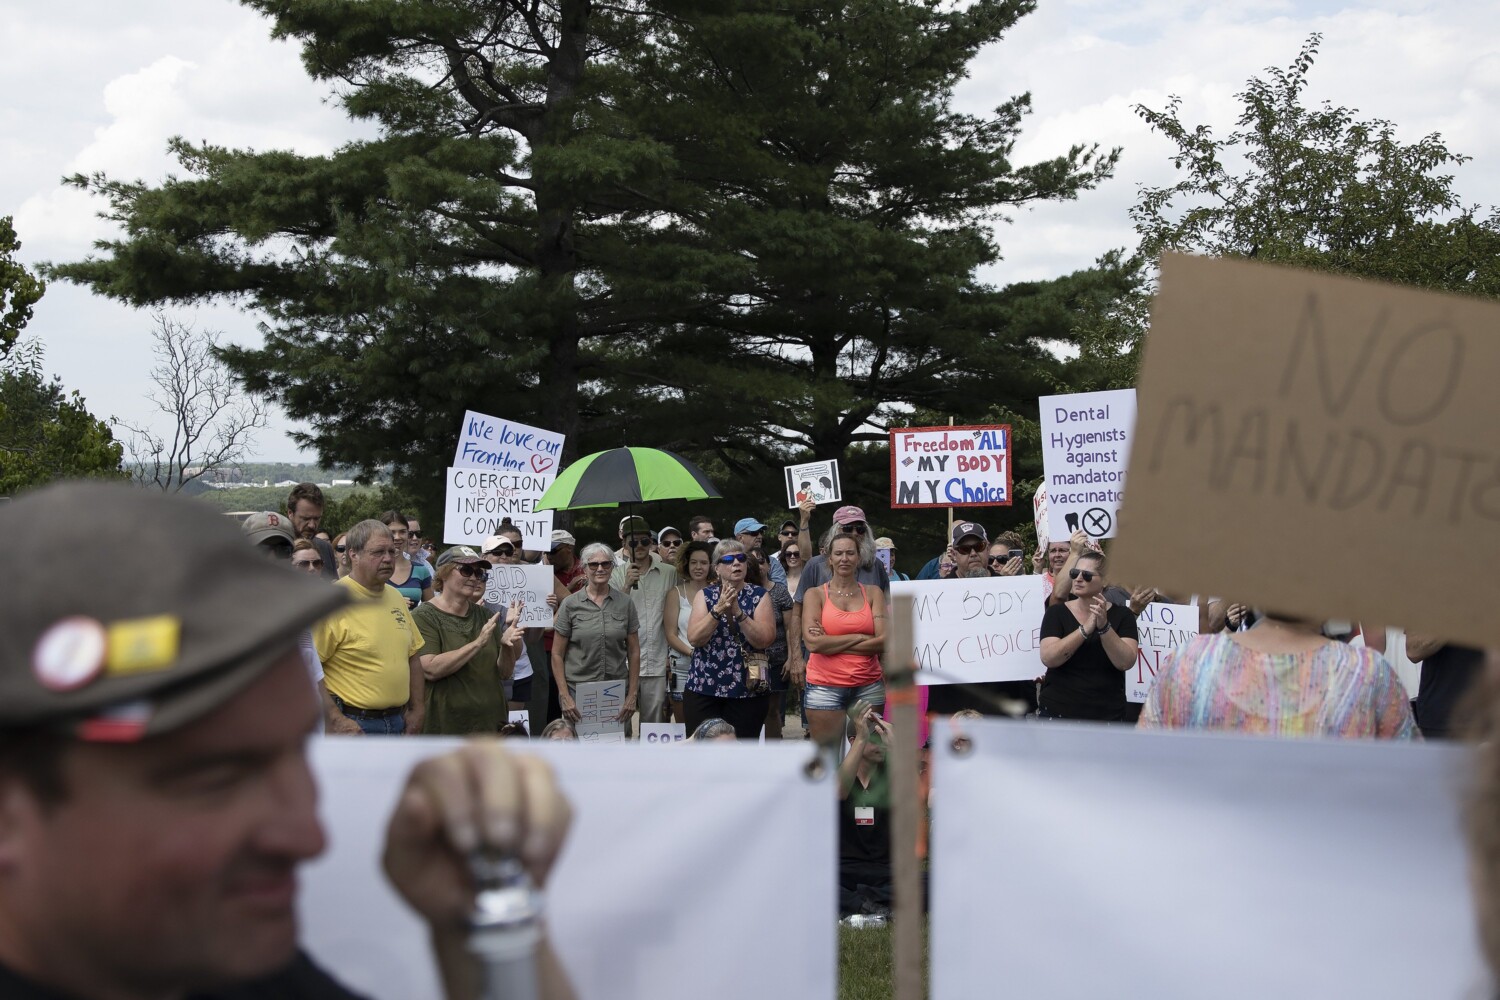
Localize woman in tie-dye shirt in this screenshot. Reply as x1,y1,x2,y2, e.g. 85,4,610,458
1138,618,1417,739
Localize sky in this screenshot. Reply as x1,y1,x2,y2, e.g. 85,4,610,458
6,0,1498,461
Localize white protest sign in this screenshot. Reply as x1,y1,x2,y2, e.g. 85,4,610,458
577,722,626,744
507,709,529,735
444,466,555,550
446,410,566,549
784,459,842,507
575,680,625,725
301,740,837,1000
482,562,554,628
931,722,1482,1000
1032,482,1050,548
1127,601,1198,703
889,424,1013,508
641,722,687,744
1039,389,1135,541
890,577,1044,686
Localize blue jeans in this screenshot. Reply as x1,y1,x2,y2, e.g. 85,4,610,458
333,695,406,735
804,679,886,712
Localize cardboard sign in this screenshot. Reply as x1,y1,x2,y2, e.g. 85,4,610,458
443,466,555,549
784,459,842,508
1112,254,1500,647
575,680,625,725
1039,389,1135,541
446,411,565,549
889,424,1013,508
889,577,1044,686
1127,602,1199,704
482,563,554,628
641,722,687,744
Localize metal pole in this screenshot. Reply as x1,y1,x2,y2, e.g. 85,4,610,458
886,592,922,1000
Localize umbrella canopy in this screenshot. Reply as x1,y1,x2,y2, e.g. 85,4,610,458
537,447,722,510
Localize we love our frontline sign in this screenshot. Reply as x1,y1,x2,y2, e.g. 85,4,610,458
889,424,1012,509
444,410,566,549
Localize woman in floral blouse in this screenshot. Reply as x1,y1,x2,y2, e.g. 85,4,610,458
684,539,776,739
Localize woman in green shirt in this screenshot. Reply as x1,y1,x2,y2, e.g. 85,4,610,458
412,546,523,735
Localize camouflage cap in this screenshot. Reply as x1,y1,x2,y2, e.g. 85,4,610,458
1,481,347,742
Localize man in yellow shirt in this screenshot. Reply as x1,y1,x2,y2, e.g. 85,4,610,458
314,519,425,734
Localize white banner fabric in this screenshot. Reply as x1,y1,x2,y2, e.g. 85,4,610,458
300,739,836,1000
930,721,1487,999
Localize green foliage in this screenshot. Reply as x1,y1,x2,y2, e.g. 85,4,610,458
0,217,45,359
1086,34,1500,384
49,0,1127,548
0,341,125,496
321,483,426,537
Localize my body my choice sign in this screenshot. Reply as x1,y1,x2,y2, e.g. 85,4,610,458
889,576,1046,685
889,424,1012,508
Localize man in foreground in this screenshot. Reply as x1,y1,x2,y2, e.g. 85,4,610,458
0,481,574,999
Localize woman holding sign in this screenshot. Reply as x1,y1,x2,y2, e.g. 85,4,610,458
1038,550,1139,722
685,539,776,739
801,533,887,747
411,546,524,735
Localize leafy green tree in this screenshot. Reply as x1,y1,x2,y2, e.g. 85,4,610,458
1085,34,1500,385
0,340,125,495
0,217,45,359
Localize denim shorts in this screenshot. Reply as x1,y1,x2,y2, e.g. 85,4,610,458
804,679,886,712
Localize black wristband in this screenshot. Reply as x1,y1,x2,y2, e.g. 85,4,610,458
1099,618,1113,633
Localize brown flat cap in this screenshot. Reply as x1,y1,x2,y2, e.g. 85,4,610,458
2,481,347,741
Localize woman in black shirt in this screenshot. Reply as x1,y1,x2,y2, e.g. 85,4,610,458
1038,551,1139,721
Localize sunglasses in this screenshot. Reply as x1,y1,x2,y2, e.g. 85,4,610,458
335,544,347,553
783,549,801,559
1068,568,1096,582
718,553,748,564
293,558,324,570
455,563,491,579
489,544,515,556
661,539,682,548
585,560,613,570
953,543,984,555
408,530,422,539
841,524,867,535
779,529,797,537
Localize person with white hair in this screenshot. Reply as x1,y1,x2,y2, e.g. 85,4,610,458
552,541,640,727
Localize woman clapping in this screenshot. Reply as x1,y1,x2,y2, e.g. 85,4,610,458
1038,550,1139,722
684,540,775,739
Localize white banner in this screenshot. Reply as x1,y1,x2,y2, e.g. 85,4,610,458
1127,601,1198,703
890,576,1047,686
443,465,556,550
483,562,555,628
1039,388,1135,541
888,424,1012,508
300,740,836,1000
931,721,1485,1000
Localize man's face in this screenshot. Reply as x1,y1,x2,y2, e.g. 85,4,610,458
405,519,422,555
552,543,575,569
1047,542,1070,574
287,500,321,541
623,533,652,561
656,532,683,563
776,525,798,548
0,651,324,992
691,523,714,541
736,529,764,554
952,535,987,578
350,529,398,586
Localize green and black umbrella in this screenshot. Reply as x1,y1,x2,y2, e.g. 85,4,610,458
537,447,721,511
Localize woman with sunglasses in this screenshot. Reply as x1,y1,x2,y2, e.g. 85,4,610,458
553,542,641,727
684,539,776,738
331,532,353,578
665,540,715,726
380,510,434,609
801,532,887,746
411,547,524,735
1038,550,1140,722
781,541,805,598
290,539,324,574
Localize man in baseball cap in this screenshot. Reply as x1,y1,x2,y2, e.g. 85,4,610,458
950,521,989,579
0,481,574,999
241,510,296,557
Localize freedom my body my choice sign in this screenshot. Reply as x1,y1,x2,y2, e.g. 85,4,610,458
889,424,1012,508
444,410,565,549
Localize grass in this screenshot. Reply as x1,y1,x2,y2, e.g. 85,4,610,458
839,921,929,1000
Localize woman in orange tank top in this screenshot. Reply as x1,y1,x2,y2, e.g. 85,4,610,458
802,532,887,747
